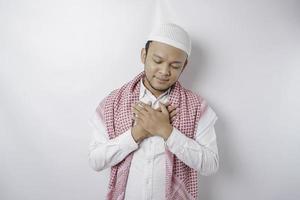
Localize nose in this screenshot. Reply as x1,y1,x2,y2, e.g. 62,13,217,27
158,64,170,76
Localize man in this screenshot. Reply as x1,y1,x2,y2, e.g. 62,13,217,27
88,23,219,200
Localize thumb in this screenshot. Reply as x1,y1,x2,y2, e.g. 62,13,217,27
159,102,169,115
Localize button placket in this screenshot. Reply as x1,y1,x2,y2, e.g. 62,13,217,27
148,139,156,199
140,86,170,200
144,138,153,200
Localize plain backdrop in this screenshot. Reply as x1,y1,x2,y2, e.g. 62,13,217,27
1,0,299,200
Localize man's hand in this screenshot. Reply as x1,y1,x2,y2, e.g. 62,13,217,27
155,102,177,123
131,120,151,143
132,101,176,140
131,103,152,143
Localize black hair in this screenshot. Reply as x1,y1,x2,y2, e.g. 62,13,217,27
145,40,152,56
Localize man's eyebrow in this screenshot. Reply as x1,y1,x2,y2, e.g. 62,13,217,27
171,61,183,64
152,54,183,64
152,54,164,59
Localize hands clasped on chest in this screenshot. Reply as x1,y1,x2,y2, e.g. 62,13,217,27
131,101,177,142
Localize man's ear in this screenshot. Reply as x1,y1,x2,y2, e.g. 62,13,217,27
141,48,146,64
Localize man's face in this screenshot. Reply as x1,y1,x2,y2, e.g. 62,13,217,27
141,41,188,97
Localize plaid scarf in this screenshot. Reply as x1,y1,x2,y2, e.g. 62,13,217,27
96,71,208,200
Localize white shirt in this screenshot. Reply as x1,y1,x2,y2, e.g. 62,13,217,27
88,79,219,200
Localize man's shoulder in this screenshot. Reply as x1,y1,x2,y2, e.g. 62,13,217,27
178,84,209,115
100,88,121,105
100,79,135,104
180,84,206,103
106,82,131,98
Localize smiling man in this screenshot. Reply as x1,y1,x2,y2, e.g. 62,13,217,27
88,23,219,200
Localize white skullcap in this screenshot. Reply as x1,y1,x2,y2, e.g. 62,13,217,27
147,23,192,57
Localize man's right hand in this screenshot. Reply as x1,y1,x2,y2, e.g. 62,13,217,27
131,121,152,143
131,102,152,143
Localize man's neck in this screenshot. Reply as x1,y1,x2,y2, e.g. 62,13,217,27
142,77,167,98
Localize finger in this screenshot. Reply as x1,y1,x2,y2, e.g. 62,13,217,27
132,114,144,123
170,109,177,118
171,118,176,123
155,103,171,112
171,111,177,120
133,103,148,113
137,100,152,106
137,101,148,107
155,106,162,112
164,101,171,106
159,102,169,115
132,106,146,116
136,102,146,109
170,118,174,123
132,111,142,120
168,105,176,113
131,114,136,120
160,101,170,108
138,101,153,112
133,104,151,120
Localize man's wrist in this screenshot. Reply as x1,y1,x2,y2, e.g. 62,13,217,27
161,124,173,141
131,127,144,143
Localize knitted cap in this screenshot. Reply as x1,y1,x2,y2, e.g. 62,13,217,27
147,23,192,57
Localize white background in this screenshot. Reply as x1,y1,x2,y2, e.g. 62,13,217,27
1,0,299,199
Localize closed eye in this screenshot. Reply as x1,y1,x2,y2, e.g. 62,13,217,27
171,65,181,69
153,59,162,64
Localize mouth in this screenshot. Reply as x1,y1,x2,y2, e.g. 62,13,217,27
155,77,169,82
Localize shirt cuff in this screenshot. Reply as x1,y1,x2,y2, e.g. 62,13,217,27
112,128,139,150
164,127,187,154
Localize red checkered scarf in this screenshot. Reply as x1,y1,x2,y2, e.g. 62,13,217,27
96,71,208,200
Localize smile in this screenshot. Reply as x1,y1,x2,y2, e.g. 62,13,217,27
155,77,169,82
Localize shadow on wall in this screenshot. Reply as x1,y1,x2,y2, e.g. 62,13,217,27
179,40,209,88
180,41,240,199
198,119,239,200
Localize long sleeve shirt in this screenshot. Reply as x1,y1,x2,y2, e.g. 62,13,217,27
88,80,219,200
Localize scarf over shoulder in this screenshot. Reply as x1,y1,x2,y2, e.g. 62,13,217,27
96,71,208,200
